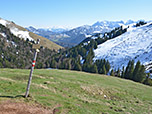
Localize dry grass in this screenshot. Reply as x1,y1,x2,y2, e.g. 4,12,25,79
0,100,52,114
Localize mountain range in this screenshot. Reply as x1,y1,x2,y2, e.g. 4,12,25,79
26,20,145,47
1,17,152,73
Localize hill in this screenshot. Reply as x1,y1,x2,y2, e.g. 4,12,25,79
94,22,152,70
0,23,60,69
0,18,63,50
0,69,152,114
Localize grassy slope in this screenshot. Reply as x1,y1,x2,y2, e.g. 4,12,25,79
0,69,152,114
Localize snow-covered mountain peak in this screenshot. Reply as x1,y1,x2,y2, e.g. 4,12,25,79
39,26,72,33
92,20,124,27
124,20,135,25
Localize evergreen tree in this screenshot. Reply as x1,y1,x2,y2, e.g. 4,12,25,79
133,61,141,82
50,58,56,68
74,62,82,71
110,69,115,76
95,59,103,74
59,61,66,69
124,60,134,79
128,60,134,80
102,65,107,74
143,73,150,85
90,64,98,73
105,60,110,73
82,63,91,72
137,65,146,83
121,66,125,78
124,60,131,79
67,60,71,70
84,48,94,65
116,68,121,77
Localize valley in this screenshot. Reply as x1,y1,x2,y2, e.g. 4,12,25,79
0,17,152,114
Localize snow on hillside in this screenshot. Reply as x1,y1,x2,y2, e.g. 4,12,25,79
10,28,34,41
0,33,6,37
0,19,8,26
0,18,34,41
94,22,152,69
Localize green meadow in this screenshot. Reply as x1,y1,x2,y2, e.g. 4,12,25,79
0,69,152,114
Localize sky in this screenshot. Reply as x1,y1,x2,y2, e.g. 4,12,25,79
0,0,151,28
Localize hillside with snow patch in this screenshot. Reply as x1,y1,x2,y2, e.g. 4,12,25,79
94,22,152,69
0,18,62,50
0,18,34,41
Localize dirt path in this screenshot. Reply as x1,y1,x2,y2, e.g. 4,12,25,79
0,100,52,114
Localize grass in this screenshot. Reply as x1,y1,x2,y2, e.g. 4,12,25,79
0,68,152,114
29,32,63,50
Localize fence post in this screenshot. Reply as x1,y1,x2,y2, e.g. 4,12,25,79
25,39,40,98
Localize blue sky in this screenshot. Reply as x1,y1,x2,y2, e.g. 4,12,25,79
0,0,151,28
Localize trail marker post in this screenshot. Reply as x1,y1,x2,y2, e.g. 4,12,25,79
25,39,40,98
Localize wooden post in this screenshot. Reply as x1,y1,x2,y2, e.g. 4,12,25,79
25,39,40,98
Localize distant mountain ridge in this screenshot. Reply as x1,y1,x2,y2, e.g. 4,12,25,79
26,20,144,47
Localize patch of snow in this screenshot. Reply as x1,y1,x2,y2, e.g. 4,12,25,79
91,36,98,39
85,34,92,38
33,31,39,34
1,53,4,59
63,34,70,37
100,34,103,38
11,41,17,47
0,19,8,26
0,18,34,41
10,27,34,41
93,31,101,33
80,57,84,64
83,42,88,46
0,33,6,37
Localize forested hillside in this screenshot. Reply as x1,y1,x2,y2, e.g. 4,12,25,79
50,25,128,73
0,24,56,68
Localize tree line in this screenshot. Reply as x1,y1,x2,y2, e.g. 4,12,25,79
110,60,152,86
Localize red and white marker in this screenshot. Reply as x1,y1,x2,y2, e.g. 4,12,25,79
32,60,36,67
